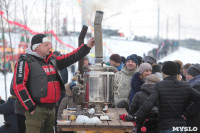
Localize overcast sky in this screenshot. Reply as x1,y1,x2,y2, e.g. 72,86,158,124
2,0,200,40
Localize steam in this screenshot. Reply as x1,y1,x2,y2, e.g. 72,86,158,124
81,0,134,21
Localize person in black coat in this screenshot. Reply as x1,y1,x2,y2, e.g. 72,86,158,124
185,64,200,131
129,74,160,133
125,61,200,133
128,63,152,105
129,74,160,115
0,96,18,133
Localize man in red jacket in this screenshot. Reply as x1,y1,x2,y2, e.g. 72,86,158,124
13,34,94,133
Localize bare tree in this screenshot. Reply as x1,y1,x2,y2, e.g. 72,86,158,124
0,0,8,100
4,0,15,70
21,0,28,47
44,0,48,32
55,0,60,50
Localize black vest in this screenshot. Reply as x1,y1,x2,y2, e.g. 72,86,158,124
10,54,65,102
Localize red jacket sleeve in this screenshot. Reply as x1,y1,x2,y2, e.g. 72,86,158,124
13,58,36,112
55,44,91,70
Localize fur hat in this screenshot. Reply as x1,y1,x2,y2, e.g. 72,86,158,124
110,54,121,63
31,34,51,51
126,54,138,65
145,74,161,84
187,64,200,77
162,61,178,76
139,63,152,74
174,60,183,75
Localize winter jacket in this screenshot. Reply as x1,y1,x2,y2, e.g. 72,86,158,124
134,76,200,130
0,96,18,133
129,83,157,115
14,99,25,116
13,44,90,112
60,68,68,85
129,72,145,105
186,75,200,130
114,65,138,107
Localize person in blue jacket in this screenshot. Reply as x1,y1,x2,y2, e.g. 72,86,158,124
0,96,18,133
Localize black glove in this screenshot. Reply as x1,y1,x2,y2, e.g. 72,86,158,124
124,115,137,122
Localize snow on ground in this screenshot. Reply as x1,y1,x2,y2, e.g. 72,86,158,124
159,47,200,64
1,39,200,126
103,38,158,58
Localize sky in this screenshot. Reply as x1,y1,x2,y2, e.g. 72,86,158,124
1,0,200,40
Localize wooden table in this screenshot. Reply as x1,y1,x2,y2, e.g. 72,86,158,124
57,108,135,132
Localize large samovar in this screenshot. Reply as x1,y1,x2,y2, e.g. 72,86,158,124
73,11,115,115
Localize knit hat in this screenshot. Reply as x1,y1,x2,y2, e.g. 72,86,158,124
162,61,178,76
31,34,51,51
187,64,200,77
110,54,121,63
152,64,162,73
126,54,138,66
139,63,152,74
145,74,161,84
143,56,157,65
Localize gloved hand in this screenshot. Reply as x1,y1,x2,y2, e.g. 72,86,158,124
124,115,137,122
120,114,127,121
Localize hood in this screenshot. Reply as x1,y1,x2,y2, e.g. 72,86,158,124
26,47,52,60
26,47,44,59
188,75,200,88
141,83,155,95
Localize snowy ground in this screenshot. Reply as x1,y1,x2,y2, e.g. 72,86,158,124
1,40,200,126
159,47,200,64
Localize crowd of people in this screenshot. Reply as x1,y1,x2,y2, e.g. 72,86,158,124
0,33,200,133
147,40,179,60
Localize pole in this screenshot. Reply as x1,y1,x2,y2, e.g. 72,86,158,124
78,25,88,82
94,11,104,63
